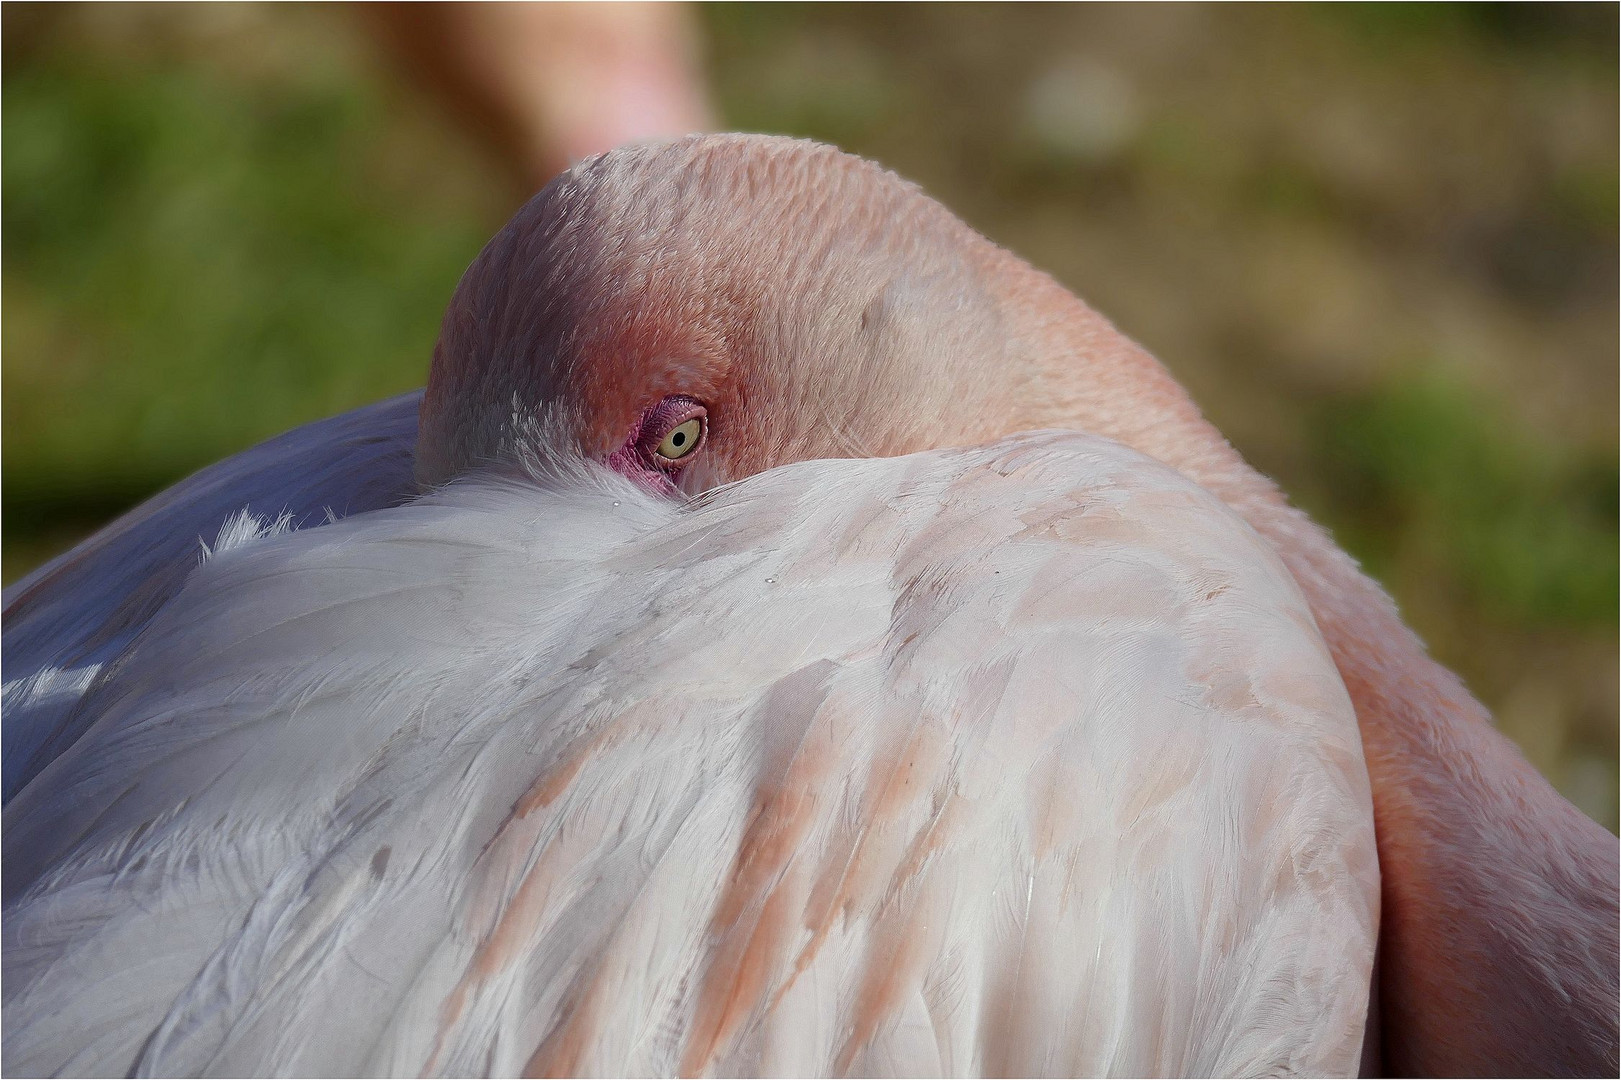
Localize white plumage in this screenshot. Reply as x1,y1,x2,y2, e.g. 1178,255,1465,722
3,429,1377,1076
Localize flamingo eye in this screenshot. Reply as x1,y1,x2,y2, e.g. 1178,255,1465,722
654,417,704,462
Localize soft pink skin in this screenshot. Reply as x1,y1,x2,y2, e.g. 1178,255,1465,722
422,135,1619,1077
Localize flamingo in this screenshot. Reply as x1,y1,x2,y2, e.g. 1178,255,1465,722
2,135,1614,1076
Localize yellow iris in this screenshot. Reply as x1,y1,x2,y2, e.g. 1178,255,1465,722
655,418,703,461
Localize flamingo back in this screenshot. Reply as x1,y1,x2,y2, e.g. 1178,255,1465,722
2,431,1378,1077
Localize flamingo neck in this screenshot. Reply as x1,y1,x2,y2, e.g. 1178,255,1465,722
991,255,1619,1075
1220,467,1618,1077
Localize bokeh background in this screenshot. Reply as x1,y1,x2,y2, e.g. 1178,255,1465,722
4,4,1616,828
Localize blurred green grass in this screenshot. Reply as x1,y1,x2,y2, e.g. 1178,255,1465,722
3,4,1616,827
3,5,501,577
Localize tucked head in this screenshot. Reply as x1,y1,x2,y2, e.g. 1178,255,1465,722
417,133,1201,493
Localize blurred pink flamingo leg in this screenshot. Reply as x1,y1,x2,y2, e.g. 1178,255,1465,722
368,2,715,187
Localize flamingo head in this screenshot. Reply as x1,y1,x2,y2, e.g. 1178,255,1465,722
416,134,1201,494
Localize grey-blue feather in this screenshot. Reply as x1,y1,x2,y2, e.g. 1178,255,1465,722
1,392,421,804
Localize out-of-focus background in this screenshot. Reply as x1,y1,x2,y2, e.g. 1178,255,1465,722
3,4,1615,828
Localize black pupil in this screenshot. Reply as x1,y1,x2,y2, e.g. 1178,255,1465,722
671,431,686,448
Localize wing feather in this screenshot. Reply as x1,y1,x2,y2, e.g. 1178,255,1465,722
2,432,1378,1077
2,392,421,803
